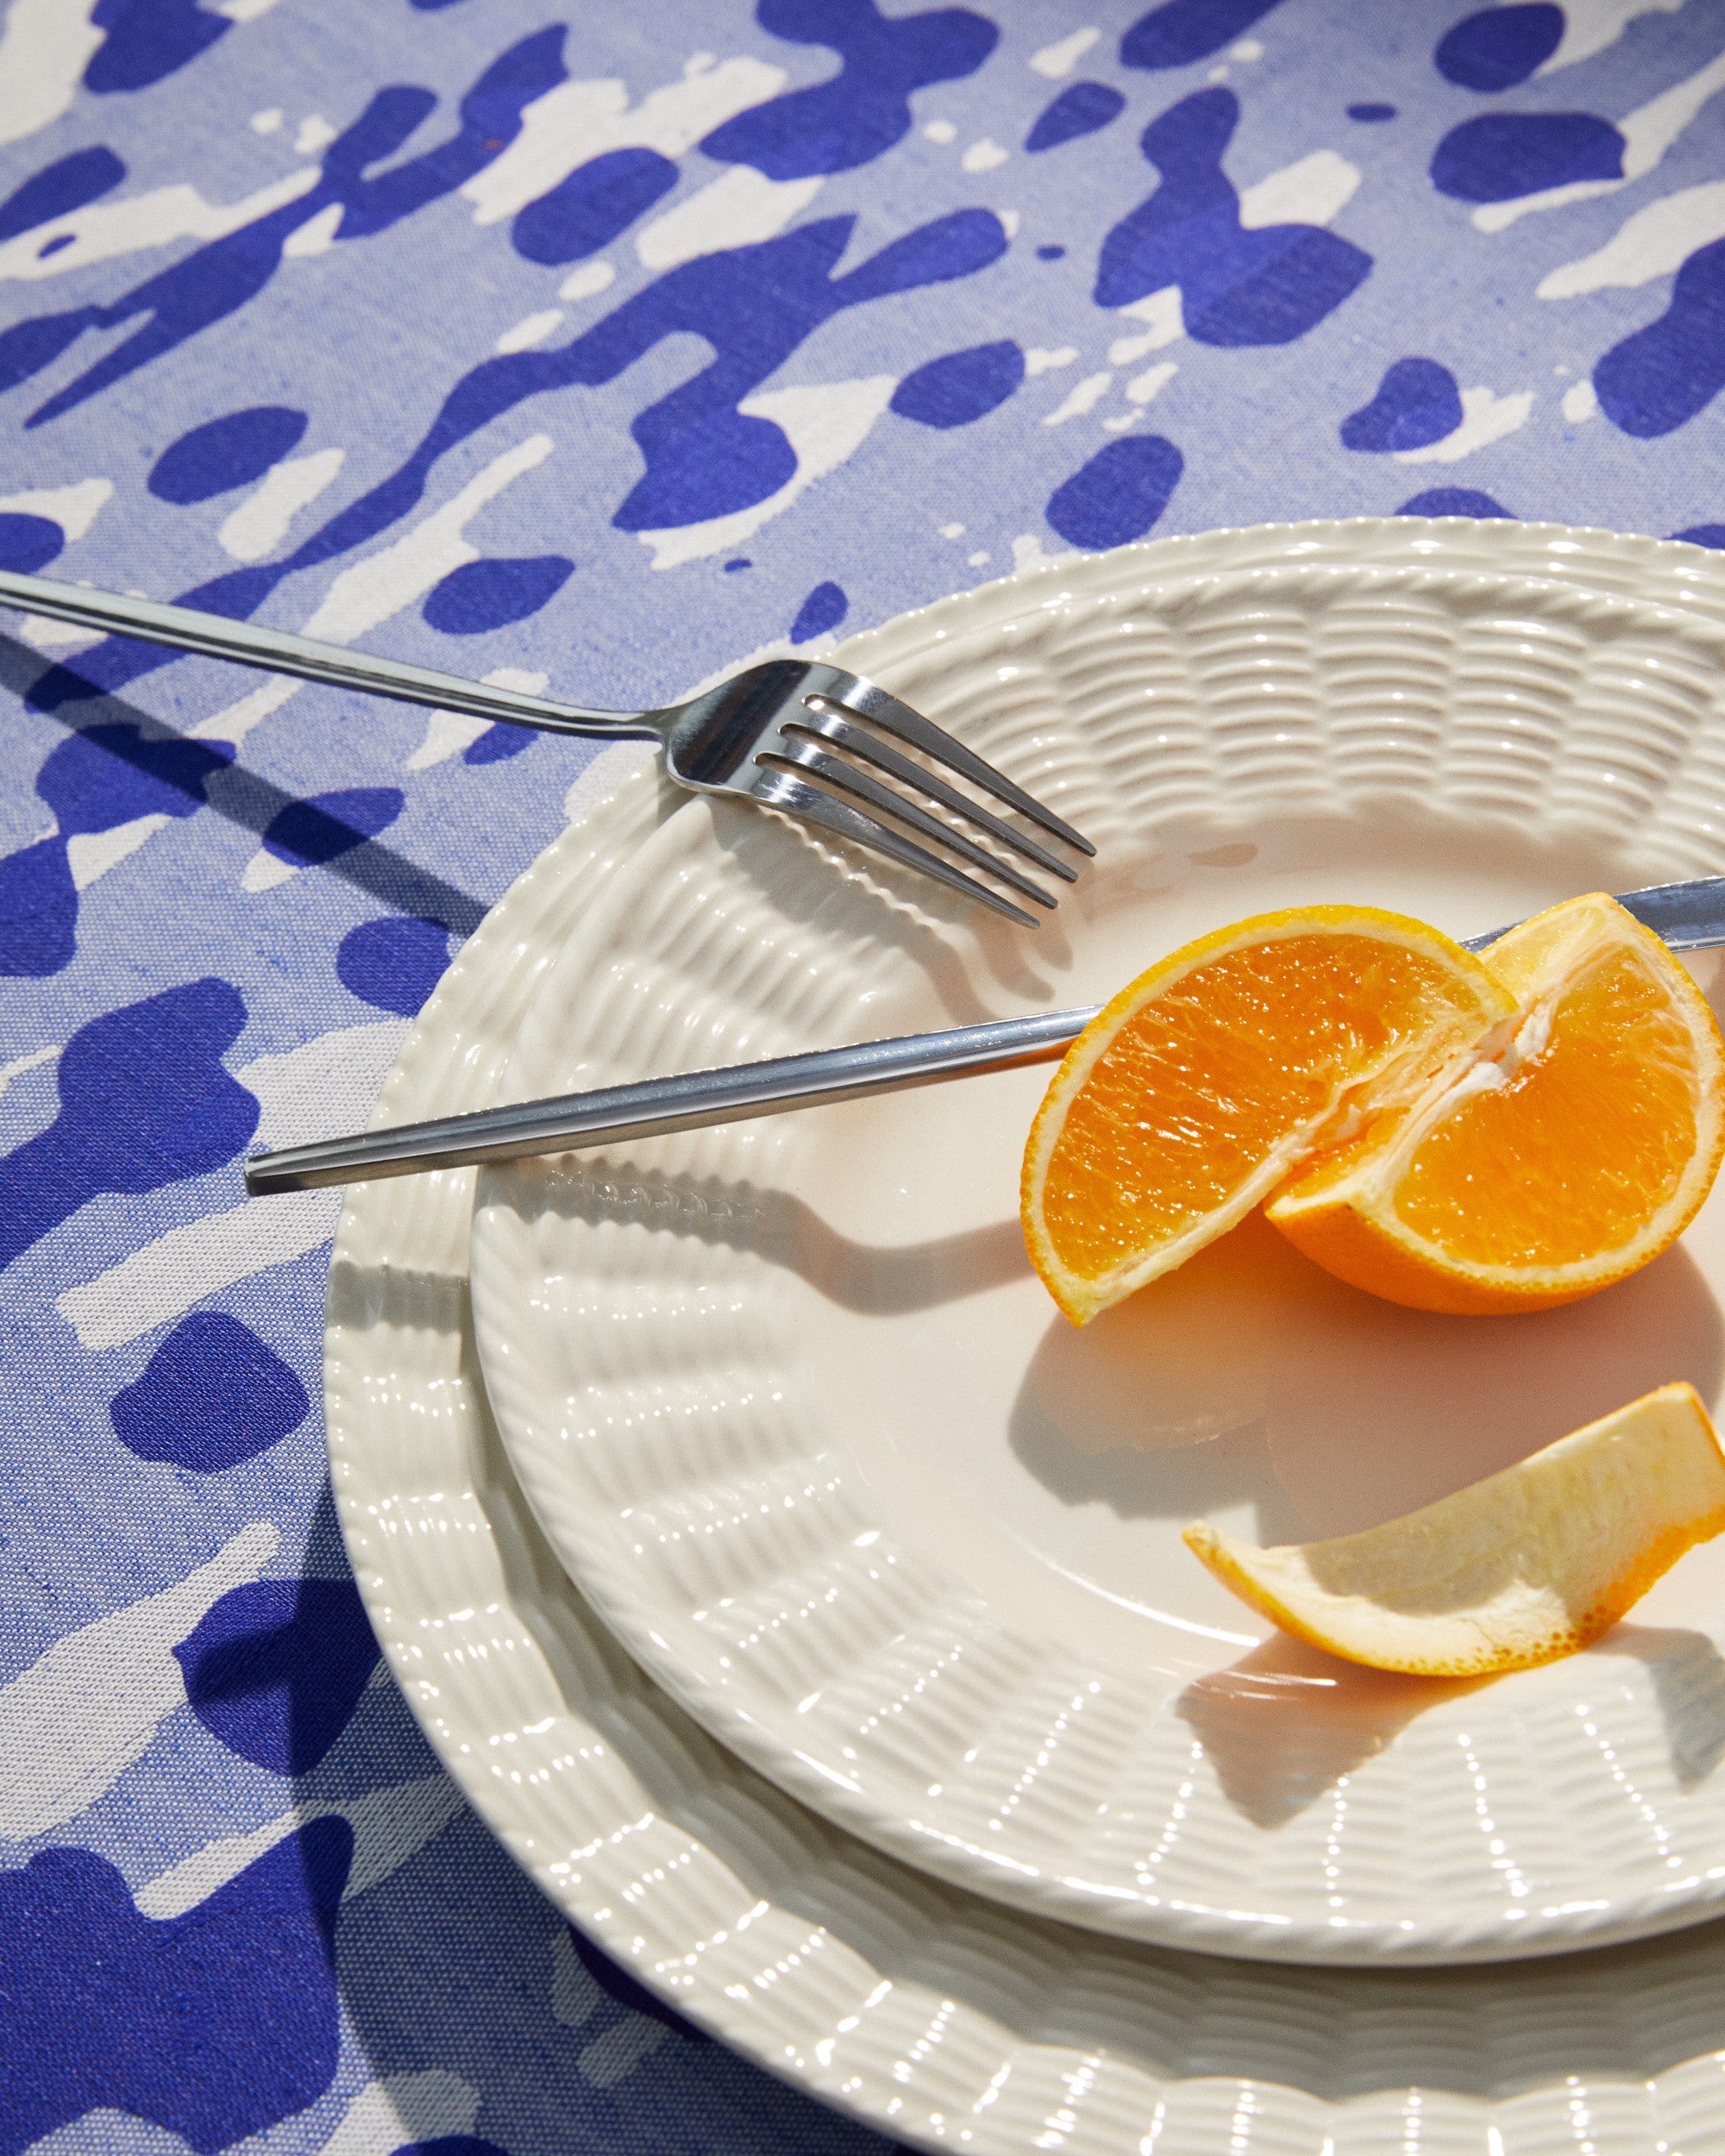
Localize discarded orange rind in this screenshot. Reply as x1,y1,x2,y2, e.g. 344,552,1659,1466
1183,1383,1725,1677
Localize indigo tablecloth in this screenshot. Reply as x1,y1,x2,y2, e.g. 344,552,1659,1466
7,2,1725,2151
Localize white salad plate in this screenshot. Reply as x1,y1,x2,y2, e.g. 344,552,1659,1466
330,520,1725,2153
469,543,1725,1970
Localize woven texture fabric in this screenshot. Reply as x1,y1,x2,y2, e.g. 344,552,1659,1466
5,2,1725,2151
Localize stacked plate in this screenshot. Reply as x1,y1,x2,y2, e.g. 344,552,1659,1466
327,518,1725,2156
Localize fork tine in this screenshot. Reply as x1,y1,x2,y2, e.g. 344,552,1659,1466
781,709,1079,883
810,668,1096,857
764,740,1058,911
750,768,1039,927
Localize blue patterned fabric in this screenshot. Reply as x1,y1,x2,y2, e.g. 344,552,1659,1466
7,3,1725,2149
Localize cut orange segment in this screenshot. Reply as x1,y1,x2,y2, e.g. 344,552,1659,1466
1269,893,1725,1313
1023,893,1725,1324
1183,1382,1725,1677
1021,906,1515,1324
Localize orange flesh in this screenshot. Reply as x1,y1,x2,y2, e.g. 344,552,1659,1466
1026,896,1725,1324
1387,945,1700,1268
1039,933,1496,1283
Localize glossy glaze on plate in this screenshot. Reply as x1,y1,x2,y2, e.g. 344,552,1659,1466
331,520,1725,2153
471,553,1725,1965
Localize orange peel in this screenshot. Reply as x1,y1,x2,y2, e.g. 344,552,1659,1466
1183,1383,1725,1677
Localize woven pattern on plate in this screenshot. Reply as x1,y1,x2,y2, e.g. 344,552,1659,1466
470,555,1725,1965
332,523,1725,2153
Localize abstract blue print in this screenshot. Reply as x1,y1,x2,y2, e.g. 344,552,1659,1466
0,1825,351,2155
7,5,1725,2156
1095,90,1371,344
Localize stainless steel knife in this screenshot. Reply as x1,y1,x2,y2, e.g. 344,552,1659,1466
244,875,1725,1195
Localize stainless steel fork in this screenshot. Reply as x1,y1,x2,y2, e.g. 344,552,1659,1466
0,568,1094,925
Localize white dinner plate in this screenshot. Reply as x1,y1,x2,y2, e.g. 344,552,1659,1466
330,521,1725,2151
469,548,1725,1966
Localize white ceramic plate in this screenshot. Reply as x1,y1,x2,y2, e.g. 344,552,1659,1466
329,521,1725,2153
470,549,1725,1966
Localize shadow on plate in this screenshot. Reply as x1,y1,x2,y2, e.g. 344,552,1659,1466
1595,1622,1725,1789
1175,1632,1491,1829
1179,1617,1725,1831
1011,1209,1724,1539
1009,1209,1725,1822
494,1156,1032,1316
707,793,1082,1019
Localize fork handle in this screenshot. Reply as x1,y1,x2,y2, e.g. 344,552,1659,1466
0,569,663,743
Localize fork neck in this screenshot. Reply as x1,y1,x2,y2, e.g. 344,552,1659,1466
661,660,813,788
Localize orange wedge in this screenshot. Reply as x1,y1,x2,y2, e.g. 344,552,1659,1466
1183,1382,1725,1676
1269,893,1725,1313
1021,906,1515,1323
